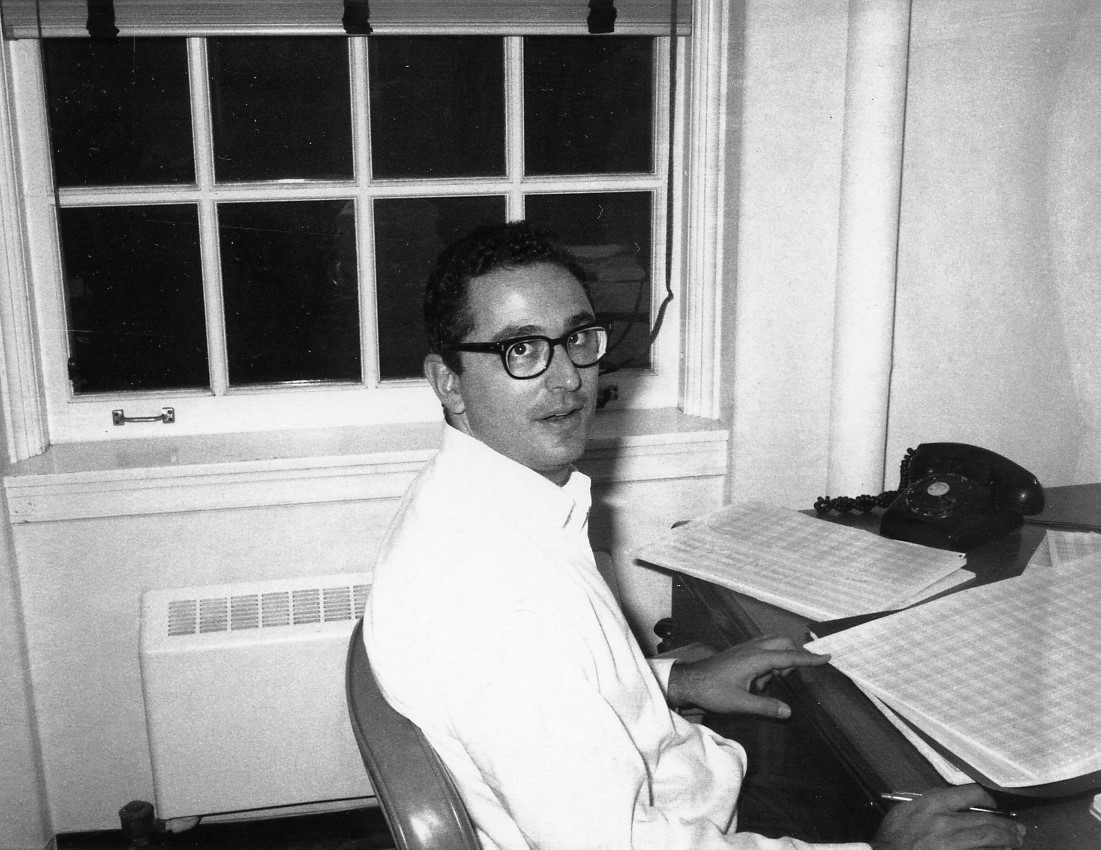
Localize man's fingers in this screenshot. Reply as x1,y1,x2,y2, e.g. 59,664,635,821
950,818,1026,850
751,647,832,674
923,783,999,813
686,664,798,715
737,693,793,720
750,635,799,651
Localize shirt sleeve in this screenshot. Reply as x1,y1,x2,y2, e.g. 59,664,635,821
430,600,870,850
647,656,677,694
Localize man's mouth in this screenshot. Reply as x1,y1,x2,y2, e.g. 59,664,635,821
542,407,581,422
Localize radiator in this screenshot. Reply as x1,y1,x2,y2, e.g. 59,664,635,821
139,574,375,821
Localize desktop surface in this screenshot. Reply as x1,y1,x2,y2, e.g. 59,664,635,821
666,484,1101,848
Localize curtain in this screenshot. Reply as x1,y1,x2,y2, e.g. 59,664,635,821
1048,3,1101,481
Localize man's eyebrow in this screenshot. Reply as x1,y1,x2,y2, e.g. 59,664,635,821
491,311,595,343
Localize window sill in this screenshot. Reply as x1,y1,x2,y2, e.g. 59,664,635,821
2,408,729,523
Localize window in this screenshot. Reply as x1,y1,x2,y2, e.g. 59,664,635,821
9,33,676,442
0,2,729,456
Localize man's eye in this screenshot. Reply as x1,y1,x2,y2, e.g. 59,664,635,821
506,340,545,365
569,329,599,351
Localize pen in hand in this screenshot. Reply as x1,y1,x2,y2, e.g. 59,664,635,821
880,791,1018,818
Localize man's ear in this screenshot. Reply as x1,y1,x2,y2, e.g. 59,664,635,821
424,353,466,418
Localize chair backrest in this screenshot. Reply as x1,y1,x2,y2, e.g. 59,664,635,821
345,618,481,850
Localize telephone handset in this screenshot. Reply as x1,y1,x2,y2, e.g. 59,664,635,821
879,443,1044,552
815,443,1045,552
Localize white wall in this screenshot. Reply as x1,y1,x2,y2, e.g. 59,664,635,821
726,0,1096,510
0,492,50,850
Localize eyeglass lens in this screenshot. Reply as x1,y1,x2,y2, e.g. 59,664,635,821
505,327,607,378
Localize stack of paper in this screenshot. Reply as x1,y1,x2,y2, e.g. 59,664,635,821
635,500,970,621
1026,528,1101,570
861,690,973,785
806,550,1101,788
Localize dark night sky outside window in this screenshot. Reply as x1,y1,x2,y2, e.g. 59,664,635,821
44,38,194,186
219,200,361,386
208,38,354,182
60,205,209,393
369,38,505,179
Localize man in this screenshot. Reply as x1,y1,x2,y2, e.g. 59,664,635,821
363,221,1026,850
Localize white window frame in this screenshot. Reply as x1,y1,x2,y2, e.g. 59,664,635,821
0,0,727,462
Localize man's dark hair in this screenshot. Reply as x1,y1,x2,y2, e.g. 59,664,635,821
424,220,589,373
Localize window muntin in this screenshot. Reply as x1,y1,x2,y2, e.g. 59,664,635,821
27,34,674,440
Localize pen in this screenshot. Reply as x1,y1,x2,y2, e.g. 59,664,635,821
880,791,1018,818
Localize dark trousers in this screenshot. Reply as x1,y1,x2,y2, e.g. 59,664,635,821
703,712,881,844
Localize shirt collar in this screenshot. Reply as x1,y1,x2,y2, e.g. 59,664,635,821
438,424,591,533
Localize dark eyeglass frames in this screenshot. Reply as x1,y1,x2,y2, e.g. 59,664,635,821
447,322,611,380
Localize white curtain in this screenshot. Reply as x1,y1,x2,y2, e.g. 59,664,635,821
1048,3,1101,481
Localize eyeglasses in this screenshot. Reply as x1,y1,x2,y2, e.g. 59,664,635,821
447,322,611,380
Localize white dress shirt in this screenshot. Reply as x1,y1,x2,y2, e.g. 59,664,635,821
364,425,869,850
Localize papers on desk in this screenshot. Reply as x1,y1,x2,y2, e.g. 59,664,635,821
634,500,969,622
806,547,1101,789
1026,528,1101,570
861,689,974,786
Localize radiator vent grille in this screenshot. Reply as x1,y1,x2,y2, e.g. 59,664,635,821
167,600,197,637
164,582,368,638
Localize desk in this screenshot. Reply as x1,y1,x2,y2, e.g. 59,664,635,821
665,484,1101,848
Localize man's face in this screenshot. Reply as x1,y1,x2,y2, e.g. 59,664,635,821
435,262,599,485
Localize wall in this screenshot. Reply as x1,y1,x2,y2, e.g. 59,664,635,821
0,436,50,849
726,0,1097,510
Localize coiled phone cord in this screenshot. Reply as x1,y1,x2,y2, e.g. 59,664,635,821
813,448,915,515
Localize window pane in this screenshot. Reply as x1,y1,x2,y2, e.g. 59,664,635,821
60,205,208,393
374,195,507,380
44,38,194,187
209,37,353,182
219,200,360,385
524,37,653,176
526,192,653,369
369,38,505,179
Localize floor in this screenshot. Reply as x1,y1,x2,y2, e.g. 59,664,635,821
55,807,394,850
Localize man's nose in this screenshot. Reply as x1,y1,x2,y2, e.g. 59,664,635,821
545,342,582,390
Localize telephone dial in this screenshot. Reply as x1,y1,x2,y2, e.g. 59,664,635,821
816,443,1044,552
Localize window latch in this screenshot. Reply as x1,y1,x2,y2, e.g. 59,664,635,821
112,408,175,426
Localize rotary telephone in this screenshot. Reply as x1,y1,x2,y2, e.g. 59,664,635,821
816,443,1045,552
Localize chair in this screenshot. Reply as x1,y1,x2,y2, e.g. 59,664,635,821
346,618,480,850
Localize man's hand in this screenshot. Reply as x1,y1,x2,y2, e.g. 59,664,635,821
665,635,830,717
872,785,1026,850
